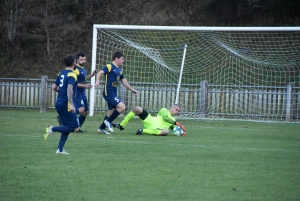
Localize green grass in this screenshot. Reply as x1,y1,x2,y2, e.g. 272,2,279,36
0,108,299,201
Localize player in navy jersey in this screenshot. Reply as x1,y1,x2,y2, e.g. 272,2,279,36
73,52,97,132
95,52,137,134
44,54,80,154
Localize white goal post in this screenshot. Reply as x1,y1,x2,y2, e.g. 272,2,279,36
89,25,300,122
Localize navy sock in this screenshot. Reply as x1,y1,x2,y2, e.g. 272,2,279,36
99,115,108,129
57,132,69,151
107,110,120,122
79,114,86,127
52,125,74,133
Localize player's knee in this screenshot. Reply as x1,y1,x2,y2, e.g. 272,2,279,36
117,102,126,112
80,111,88,116
160,129,169,136
78,107,85,114
132,106,143,114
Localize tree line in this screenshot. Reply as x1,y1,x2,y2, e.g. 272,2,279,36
0,0,299,78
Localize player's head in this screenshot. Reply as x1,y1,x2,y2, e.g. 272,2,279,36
76,52,86,66
112,52,125,66
169,104,180,116
64,54,76,67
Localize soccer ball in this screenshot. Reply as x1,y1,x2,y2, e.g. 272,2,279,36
172,126,184,136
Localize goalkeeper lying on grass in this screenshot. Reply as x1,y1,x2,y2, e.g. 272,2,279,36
112,104,186,136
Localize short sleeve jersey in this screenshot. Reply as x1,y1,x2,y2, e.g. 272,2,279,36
55,68,78,111
156,108,176,129
102,62,124,96
74,64,87,93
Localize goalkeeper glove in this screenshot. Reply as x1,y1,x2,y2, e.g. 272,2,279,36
175,121,186,132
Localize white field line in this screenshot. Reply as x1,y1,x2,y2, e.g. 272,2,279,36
0,117,298,133
0,133,298,153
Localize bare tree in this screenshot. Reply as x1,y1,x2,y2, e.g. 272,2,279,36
23,0,78,56
0,0,22,43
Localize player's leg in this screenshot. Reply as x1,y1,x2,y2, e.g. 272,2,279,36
98,107,114,134
56,132,70,154
117,106,144,129
52,111,80,132
79,94,89,130
74,92,86,132
45,111,80,140
106,101,125,121
136,113,169,136
100,94,123,132
137,128,169,136
105,100,125,132
55,112,80,154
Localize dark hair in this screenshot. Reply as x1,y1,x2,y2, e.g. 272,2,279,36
64,54,76,67
112,52,124,60
76,52,85,59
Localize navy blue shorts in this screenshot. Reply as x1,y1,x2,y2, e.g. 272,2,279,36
74,92,89,113
57,110,80,128
103,93,122,110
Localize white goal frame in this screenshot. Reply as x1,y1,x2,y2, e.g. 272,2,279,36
89,25,300,122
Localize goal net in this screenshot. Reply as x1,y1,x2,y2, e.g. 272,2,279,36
89,25,300,122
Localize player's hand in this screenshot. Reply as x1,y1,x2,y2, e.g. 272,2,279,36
176,122,186,132
92,69,97,76
70,103,75,113
85,83,93,89
132,89,138,95
95,81,99,87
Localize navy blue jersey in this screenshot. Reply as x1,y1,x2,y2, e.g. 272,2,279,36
55,68,78,111
74,64,87,93
102,62,124,96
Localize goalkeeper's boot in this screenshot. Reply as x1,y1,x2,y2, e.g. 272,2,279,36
136,128,143,135
56,149,69,155
44,125,53,140
112,122,124,130
77,129,85,133
104,120,113,132
57,116,62,125
98,128,110,135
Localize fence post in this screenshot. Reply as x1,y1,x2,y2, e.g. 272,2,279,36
200,80,208,118
40,75,48,112
285,82,294,121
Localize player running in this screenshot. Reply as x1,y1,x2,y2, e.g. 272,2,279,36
95,52,137,134
73,52,97,132
44,54,80,154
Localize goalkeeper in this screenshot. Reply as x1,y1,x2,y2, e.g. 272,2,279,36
113,104,186,136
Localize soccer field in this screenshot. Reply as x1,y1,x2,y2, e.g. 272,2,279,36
0,109,299,201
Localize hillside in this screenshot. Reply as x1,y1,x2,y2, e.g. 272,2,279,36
1,0,300,78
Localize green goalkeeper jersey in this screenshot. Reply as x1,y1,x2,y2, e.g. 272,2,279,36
156,108,176,129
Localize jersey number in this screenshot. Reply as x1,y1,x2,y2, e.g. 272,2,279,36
59,75,65,87
114,97,120,103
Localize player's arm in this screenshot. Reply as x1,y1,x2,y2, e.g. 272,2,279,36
158,108,176,124
95,70,105,87
52,83,59,92
159,108,186,132
86,69,97,80
67,84,75,112
120,78,137,94
77,83,93,89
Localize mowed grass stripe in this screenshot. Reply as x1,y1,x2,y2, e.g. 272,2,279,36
0,133,298,153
